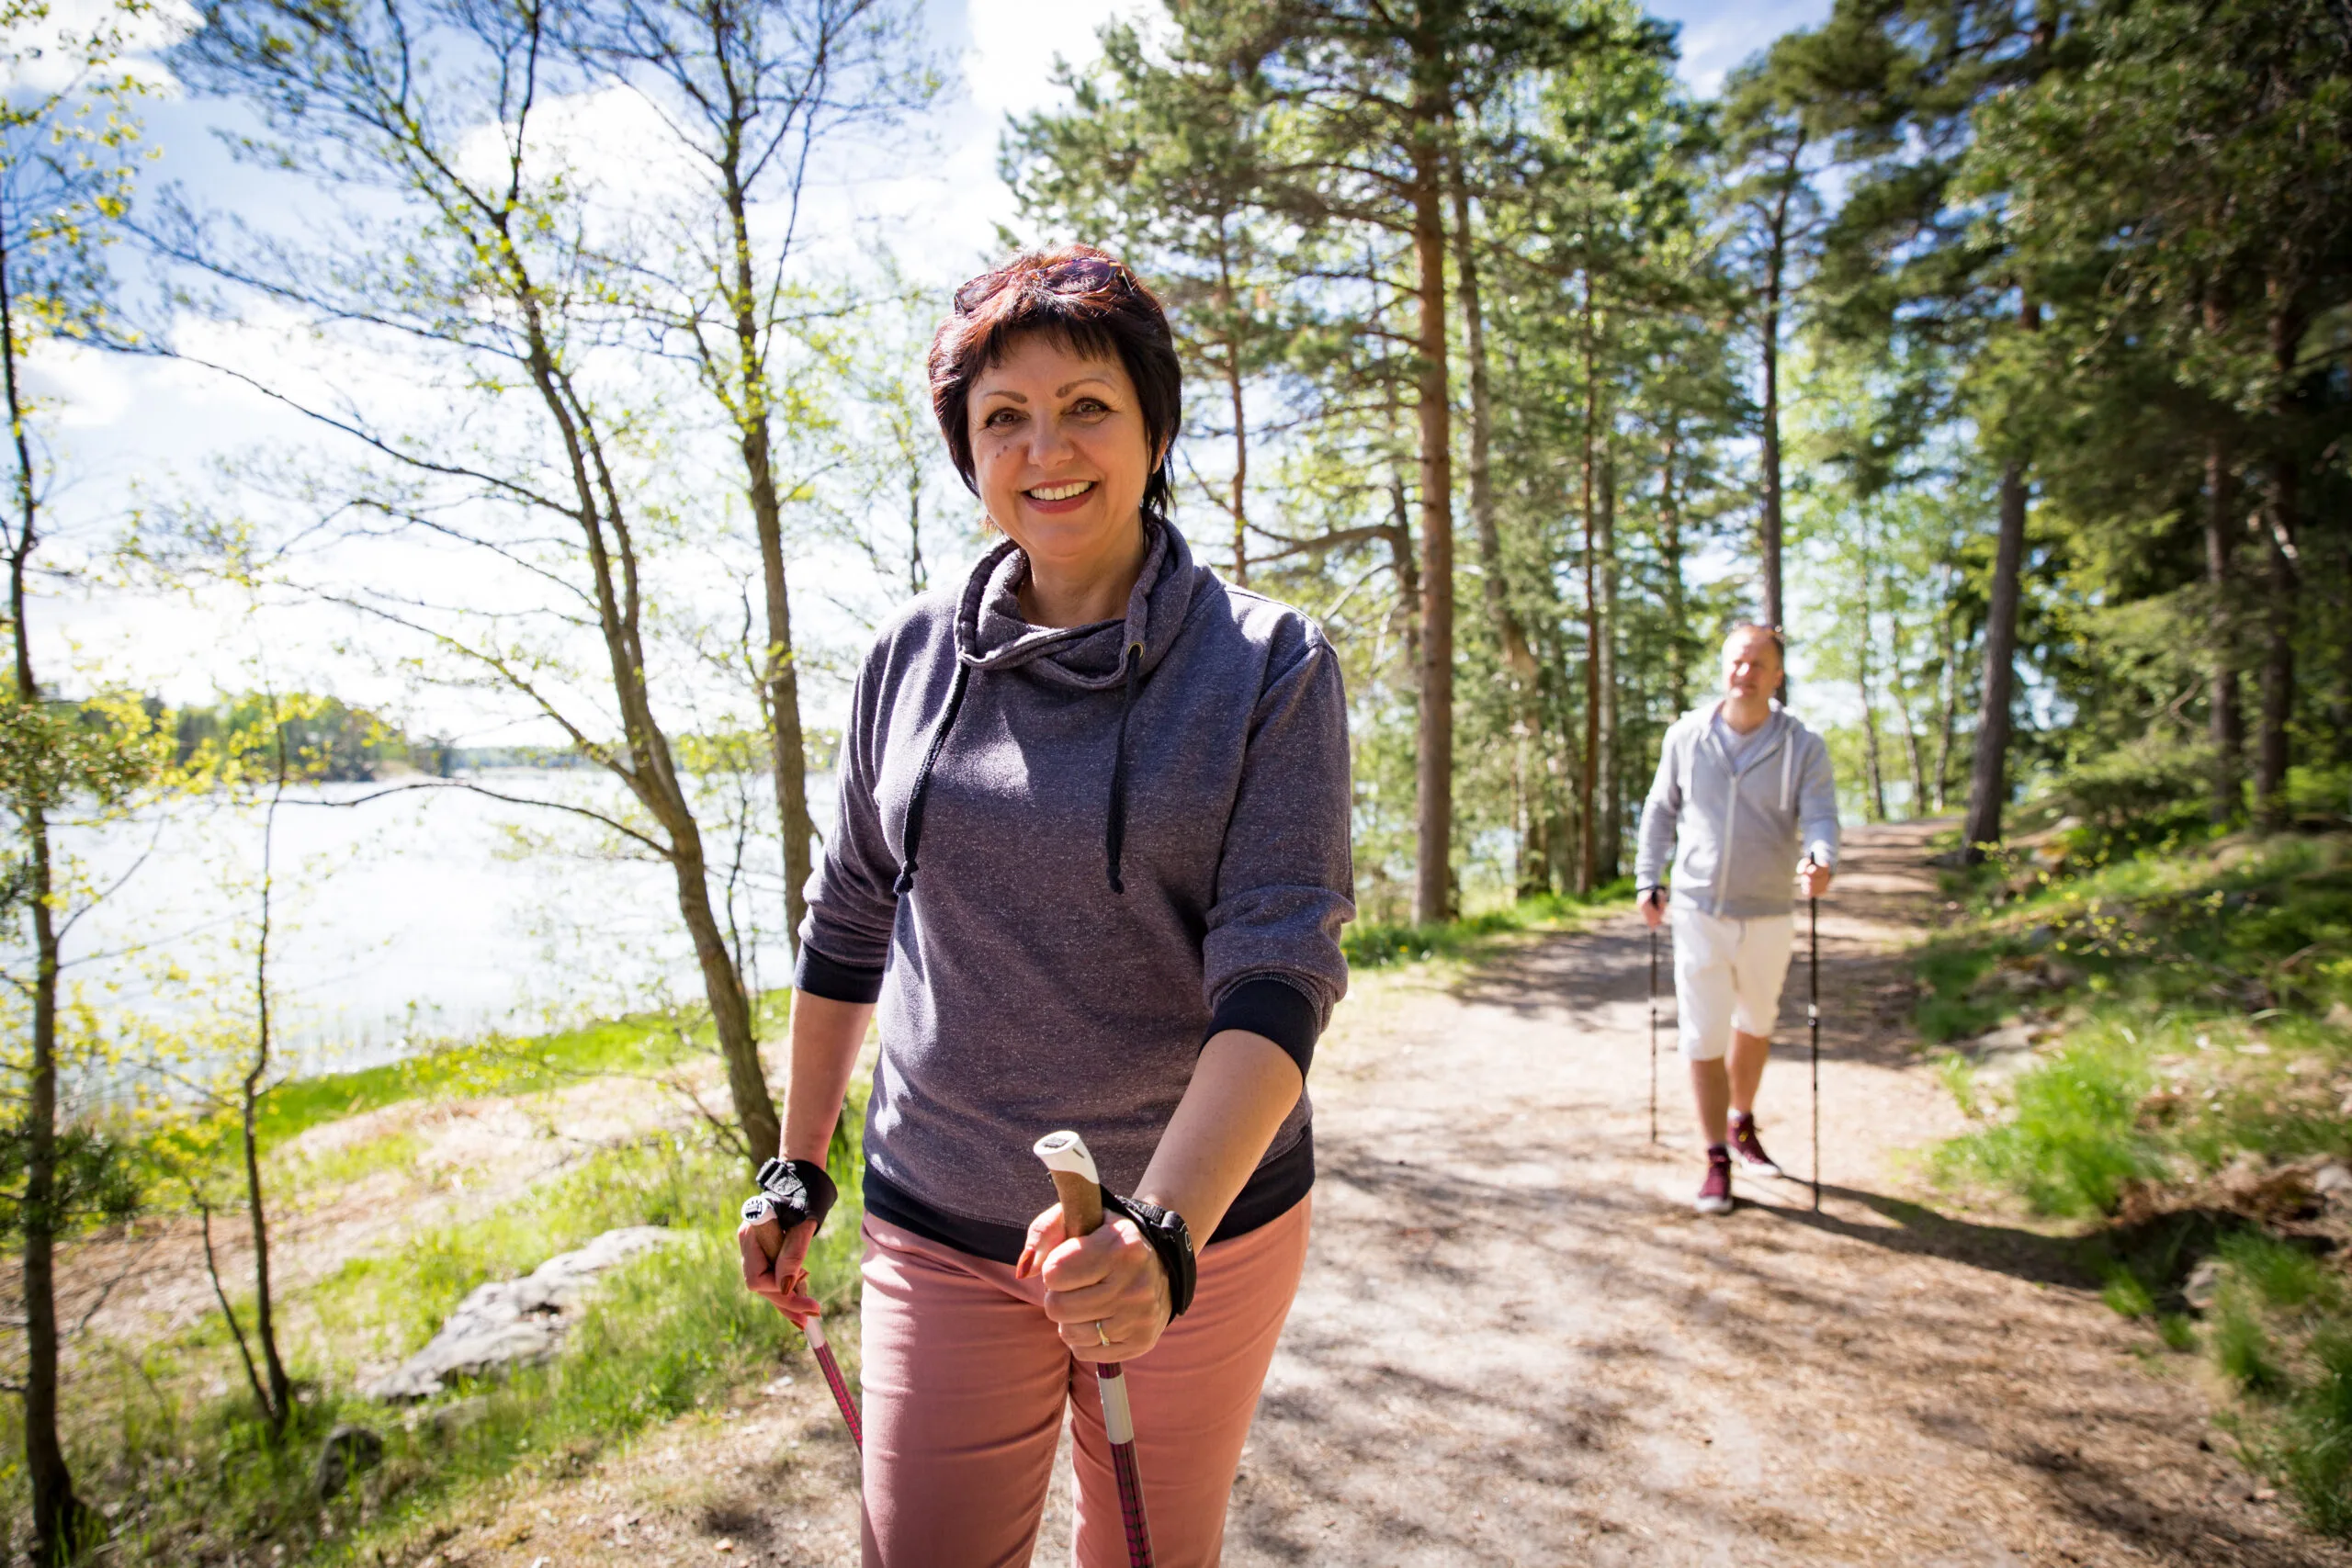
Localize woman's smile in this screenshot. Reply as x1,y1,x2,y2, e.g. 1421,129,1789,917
1024,479,1098,509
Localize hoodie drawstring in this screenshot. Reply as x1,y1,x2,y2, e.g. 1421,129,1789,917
1104,641,1142,895
893,660,971,896
895,642,1142,898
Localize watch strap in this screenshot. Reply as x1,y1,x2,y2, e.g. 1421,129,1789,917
1102,1190,1197,1321
751,1156,838,1235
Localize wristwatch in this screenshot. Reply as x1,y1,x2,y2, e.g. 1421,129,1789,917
1103,1192,1197,1320
741,1156,838,1234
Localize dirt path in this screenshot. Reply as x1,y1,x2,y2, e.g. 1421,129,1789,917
1203,820,2344,1567
240,822,2352,1568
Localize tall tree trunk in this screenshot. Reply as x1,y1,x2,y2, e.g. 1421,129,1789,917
1858,662,1887,821
1858,535,1887,822
1450,155,1544,894
242,755,294,1433
2,211,86,1568
1962,457,2029,857
1409,96,1455,924
1962,298,2040,860
1900,704,1928,819
2204,431,2242,823
1934,580,1959,813
1598,442,1621,882
1659,429,1689,715
1577,275,1600,896
2255,457,2298,831
724,176,812,980
1216,223,1250,586
1758,175,1794,634
2254,299,2301,831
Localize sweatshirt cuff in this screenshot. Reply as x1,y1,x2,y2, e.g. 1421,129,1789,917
1804,841,1838,870
1207,976,1320,1077
794,941,885,1005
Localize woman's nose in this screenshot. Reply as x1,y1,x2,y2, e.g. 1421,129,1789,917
1026,414,1077,467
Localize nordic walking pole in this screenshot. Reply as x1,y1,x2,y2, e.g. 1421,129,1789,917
1035,1131,1155,1568
803,1312,863,1454
742,1196,863,1454
1808,884,1822,1214
1647,915,1660,1145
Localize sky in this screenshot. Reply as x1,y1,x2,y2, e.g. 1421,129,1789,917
28,0,1830,735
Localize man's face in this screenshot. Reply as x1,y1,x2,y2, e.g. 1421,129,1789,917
1723,631,1781,700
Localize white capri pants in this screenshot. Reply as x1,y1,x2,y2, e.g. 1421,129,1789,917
1671,906,1796,1062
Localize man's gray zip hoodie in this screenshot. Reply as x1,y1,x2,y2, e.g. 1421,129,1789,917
1634,703,1839,919
794,519,1354,1262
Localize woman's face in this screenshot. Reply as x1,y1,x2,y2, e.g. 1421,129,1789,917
968,331,1157,574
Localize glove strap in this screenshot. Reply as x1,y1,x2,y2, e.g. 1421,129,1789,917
749,1156,839,1234
1102,1190,1197,1321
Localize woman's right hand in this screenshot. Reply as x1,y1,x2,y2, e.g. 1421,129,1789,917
739,1211,823,1328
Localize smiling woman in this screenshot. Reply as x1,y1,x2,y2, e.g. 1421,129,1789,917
733,243,1357,1568
932,249,1180,626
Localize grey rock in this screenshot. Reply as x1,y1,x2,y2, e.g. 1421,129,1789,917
2315,1163,2352,1199
2185,1258,2224,1313
1965,1022,2043,1055
315,1424,384,1500
362,1226,681,1402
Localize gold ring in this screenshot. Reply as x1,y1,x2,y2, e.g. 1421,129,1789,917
1094,1320,1112,1347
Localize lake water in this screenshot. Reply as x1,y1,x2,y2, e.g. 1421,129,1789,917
62,770,818,1087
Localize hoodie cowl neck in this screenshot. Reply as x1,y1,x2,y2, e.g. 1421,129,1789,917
957,516,1197,691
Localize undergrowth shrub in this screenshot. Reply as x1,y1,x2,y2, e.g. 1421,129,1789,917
1930,1034,2160,1216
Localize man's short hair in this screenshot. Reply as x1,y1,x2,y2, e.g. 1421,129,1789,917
1725,623,1786,664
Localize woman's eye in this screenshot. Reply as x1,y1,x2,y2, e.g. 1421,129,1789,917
1071,398,1109,418
984,407,1023,428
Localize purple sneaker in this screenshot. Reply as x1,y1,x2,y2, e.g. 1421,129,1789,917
1729,1112,1782,1179
1695,1145,1734,1214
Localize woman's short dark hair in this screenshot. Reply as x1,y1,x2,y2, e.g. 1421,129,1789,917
930,244,1182,517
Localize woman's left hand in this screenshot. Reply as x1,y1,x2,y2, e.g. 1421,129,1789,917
1016,1202,1173,1362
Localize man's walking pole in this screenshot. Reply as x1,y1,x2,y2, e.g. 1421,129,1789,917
1808,887,1822,1214
1035,1131,1155,1568
1648,915,1660,1145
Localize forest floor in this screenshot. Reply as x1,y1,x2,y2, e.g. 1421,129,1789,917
67,822,2352,1566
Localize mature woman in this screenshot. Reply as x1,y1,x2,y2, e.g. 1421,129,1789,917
736,245,1353,1568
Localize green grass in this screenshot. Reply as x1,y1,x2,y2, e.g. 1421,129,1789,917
64,1066,868,1566
257,994,791,1152
1931,1021,2166,1217
1917,825,2352,1538
1341,883,1630,969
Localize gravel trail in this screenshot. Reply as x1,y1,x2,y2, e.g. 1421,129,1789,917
1207,820,2346,1567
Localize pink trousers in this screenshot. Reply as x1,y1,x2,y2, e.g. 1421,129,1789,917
856,1197,1311,1568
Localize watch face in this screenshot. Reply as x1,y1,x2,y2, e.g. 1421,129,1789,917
763,1172,807,1208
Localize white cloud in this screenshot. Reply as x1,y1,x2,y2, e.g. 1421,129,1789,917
1651,0,1831,96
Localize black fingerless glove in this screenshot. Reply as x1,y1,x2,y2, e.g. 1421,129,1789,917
741,1156,838,1235
1102,1190,1197,1321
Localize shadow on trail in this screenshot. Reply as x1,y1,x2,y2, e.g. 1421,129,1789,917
1744,1181,2095,1290
1238,1131,2343,1565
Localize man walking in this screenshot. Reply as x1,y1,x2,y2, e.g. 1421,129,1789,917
1635,626,1839,1214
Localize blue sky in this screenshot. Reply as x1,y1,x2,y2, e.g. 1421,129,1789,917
36,0,1833,719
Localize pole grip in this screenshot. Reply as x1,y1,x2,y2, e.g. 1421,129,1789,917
1035,1130,1104,1237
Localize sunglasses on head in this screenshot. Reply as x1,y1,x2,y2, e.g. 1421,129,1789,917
953,256,1128,316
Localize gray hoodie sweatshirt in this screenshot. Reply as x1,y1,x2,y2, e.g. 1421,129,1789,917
794,520,1354,1261
1634,703,1839,919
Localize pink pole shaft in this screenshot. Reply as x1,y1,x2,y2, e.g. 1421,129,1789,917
1096,1362,1154,1568
805,1315,863,1454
